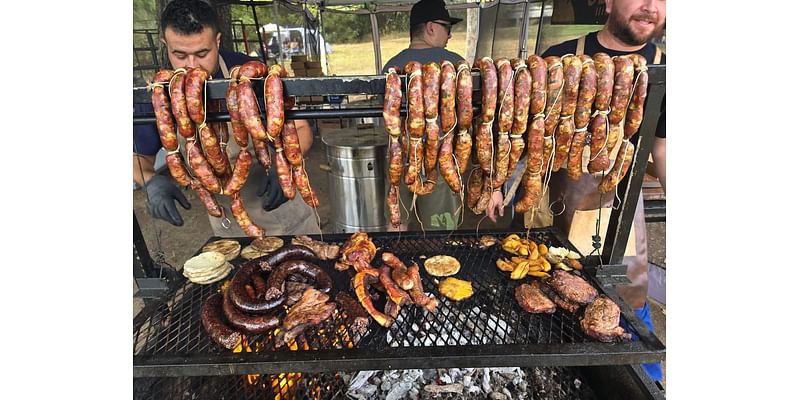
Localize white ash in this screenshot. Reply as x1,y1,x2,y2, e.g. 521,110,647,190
342,366,585,400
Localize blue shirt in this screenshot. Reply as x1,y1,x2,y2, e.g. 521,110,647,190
133,49,256,156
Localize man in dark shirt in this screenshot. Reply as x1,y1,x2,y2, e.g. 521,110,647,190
382,0,481,231
134,0,318,237
524,0,666,382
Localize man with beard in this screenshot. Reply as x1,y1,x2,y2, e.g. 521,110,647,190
512,0,666,382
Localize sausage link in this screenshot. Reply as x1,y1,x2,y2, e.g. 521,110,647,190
151,70,178,152
514,170,543,214
440,60,457,133
465,167,483,210
186,139,221,193
169,69,195,139
493,131,511,189
454,129,472,175
423,62,441,179
471,173,492,214
587,113,611,173
609,56,635,125
230,192,265,237
404,137,423,188
475,121,493,175
527,55,547,115
265,64,286,141
477,57,498,123
567,128,588,180
226,66,249,148
383,66,403,137
509,58,531,178
406,263,438,312
198,123,230,177
281,119,303,167
185,67,210,125
223,150,252,195
438,128,461,193
404,61,425,139
253,138,272,171
229,262,285,314
292,163,319,208
248,244,319,272
552,55,582,171
592,53,615,111
222,286,280,334
388,135,403,186
200,293,241,350
237,79,268,142
274,148,296,200
623,54,649,140
552,116,575,171
238,60,268,79
575,55,597,130
165,152,192,187
191,179,223,217
388,184,401,226
264,259,333,300
455,60,473,131
495,58,515,134
598,140,635,193
526,115,546,176
353,268,394,328
543,56,564,136
382,252,414,291
541,135,554,177
252,273,268,298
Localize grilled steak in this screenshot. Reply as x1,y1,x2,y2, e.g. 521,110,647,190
274,288,336,348
546,270,598,305
580,295,632,342
515,282,556,314
538,282,582,313
292,235,340,260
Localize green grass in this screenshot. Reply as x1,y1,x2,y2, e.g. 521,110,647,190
325,31,467,76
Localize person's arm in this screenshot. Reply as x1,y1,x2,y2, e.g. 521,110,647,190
133,154,157,187
650,137,666,194
294,119,314,154
486,190,505,222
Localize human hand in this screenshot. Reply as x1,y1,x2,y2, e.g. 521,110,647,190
486,190,505,222
256,166,288,211
145,175,191,226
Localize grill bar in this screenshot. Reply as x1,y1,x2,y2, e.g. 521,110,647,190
134,229,665,378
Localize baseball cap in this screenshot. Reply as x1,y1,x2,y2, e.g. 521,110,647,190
410,0,463,27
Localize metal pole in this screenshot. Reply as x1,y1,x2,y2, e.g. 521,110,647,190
250,3,267,64
370,11,382,74
518,0,532,60
533,0,547,55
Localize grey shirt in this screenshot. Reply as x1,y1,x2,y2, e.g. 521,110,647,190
382,47,464,72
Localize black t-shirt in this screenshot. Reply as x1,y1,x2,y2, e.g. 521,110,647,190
542,31,666,138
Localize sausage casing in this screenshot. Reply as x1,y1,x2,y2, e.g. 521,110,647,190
187,139,221,193
383,66,402,137
292,163,319,208
598,140,635,193
165,152,192,187
169,69,195,139
230,192,265,237
185,67,210,125
623,54,649,140
151,70,178,152
222,150,252,195
200,293,241,350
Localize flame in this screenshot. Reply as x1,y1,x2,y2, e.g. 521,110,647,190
232,336,260,385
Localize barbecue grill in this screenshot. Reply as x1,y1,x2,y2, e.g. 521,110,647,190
133,67,666,399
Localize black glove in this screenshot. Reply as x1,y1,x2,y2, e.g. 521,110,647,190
256,167,288,211
145,175,191,226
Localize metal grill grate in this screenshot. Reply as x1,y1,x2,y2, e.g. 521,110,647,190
134,229,664,377
133,366,597,400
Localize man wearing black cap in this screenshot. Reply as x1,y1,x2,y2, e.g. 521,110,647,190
382,0,465,232
383,0,464,75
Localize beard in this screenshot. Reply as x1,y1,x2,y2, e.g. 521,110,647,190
607,11,665,46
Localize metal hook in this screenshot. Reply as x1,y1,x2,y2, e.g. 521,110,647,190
550,197,566,217
220,217,232,230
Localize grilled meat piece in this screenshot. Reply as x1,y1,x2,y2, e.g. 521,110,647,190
538,281,581,313
292,235,340,260
335,292,370,336
546,270,598,305
286,281,312,306
335,232,377,272
515,281,556,314
580,295,632,342
274,288,336,348
353,268,394,327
